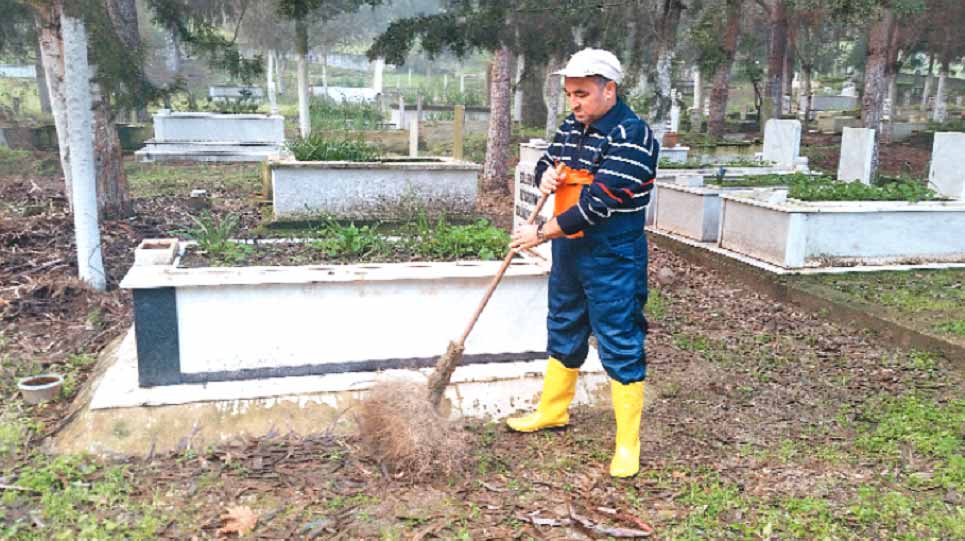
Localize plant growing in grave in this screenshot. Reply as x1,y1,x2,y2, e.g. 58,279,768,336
204,90,261,115
712,172,815,187
183,211,251,265
310,220,387,259
788,176,943,203
403,214,510,261
286,132,381,162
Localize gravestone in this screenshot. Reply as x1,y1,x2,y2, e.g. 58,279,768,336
762,119,801,169
928,132,965,199
837,127,876,185
841,81,858,97
669,90,681,133
514,140,553,261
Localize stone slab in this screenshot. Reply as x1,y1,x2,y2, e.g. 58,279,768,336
153,112,284,144
762,119,801,169
928,132,965,200
837,127,875,184
135,142,284,163
271,158,480,220
811,95,860,111
53,329,609,456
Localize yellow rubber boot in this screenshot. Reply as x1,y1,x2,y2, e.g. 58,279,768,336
506,358,579,432
609,380,645,478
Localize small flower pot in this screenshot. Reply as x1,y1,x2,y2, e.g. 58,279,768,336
17,374,64,405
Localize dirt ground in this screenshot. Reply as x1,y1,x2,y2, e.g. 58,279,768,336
1,152,962,540
802,131,935,179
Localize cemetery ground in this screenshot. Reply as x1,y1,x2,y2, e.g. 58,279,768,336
0,146,963,540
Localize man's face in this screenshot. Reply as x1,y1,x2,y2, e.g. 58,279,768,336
564,76,616,125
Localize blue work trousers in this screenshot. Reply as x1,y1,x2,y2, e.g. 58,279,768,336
547,228,649,384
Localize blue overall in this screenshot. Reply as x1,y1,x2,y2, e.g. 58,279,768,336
535,100,658,384
548,213,649,384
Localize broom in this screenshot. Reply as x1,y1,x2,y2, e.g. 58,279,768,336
426,191,550,408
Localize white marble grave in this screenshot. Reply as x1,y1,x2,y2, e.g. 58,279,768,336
837,127,875,185
762,119,801,168
928,132,965,200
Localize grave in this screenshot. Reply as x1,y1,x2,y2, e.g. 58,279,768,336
513,139,554,261
837,127,875,184
717,189,965,269
929,132,965,199
270,157,480,221
208,85,264,101
762,119,801,169
310,86,380,103
54,232,609,455
811,95,860,111
135,110,285,163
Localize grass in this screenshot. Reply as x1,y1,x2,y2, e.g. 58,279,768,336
125,161,259,198
309,98,384,131
1,455,166,540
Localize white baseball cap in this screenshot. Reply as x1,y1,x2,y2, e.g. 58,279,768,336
554,48,623,84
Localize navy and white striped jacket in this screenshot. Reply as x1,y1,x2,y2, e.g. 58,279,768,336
534,99,660,235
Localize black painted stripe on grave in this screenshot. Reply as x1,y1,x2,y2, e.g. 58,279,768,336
178,350,547,384
133,288,182,386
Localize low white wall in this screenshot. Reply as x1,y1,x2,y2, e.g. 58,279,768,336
121,257,550,377
719,191,965,268
653,183,723,242
271,158,480,220
153,111,284,144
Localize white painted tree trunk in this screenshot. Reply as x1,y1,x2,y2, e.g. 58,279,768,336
543,56,564,140
372,57,385,93
164,28,180,75
513,53,525,123
690,68,702,129
933,64,948,123
34,42,52,114
920,54,933,111
61,10,106,292
267,49,278,114
649,50,673,127
35,2,72,209
295,20,310,137
297,55,309,136
274,50,285,95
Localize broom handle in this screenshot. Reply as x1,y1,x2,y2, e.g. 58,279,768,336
456,192,550,346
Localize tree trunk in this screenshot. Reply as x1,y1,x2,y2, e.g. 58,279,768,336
61,5,106,291
690,67,702,131
274,50,286,95
105,0,148,122
267,49,278,114
92,79,131,218
481,46,511,195
782,35,794,114
543,55,564,140
648,0,683,128
34,3,72,208
295,19,310,137
521,61,546,129
34,41,52,114
861,7,895,183
513,53,524,123
707,0,741,140
763,0,788,127
933,60,949,123
801,64,812,128
164,28,180,75
920,53,933,111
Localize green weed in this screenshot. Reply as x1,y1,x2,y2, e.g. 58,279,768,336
645,287,667,320
309,98,384,131
287,132,380,162
789,175,941,202
183,211,251,265
935,319,965,337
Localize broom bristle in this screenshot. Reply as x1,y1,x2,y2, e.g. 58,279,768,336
357,379,469,479
427,341,464,407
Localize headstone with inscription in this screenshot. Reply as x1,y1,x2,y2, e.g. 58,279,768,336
514,139,554,261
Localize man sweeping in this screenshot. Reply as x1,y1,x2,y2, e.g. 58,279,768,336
508,48,659,478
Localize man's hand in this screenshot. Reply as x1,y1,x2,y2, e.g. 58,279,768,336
510,223,541,251
539,163,564,195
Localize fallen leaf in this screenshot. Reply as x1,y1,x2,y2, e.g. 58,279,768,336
218,505,258,536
